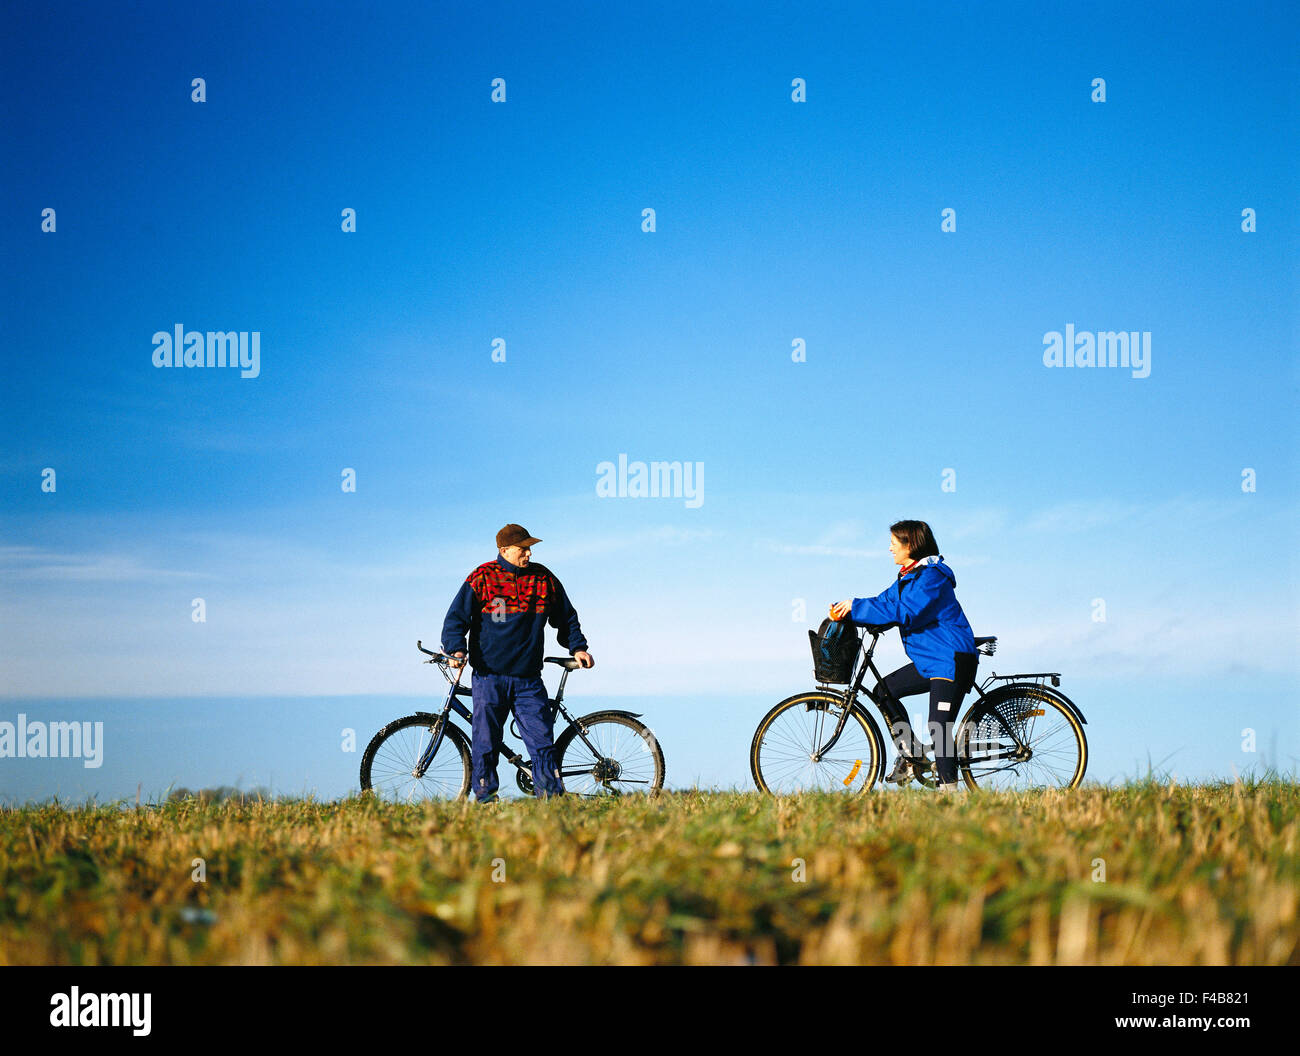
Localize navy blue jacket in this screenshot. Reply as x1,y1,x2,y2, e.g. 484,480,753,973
441,555,587,677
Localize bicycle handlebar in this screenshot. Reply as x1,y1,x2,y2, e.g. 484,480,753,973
416,641,590,674
416,640,460,663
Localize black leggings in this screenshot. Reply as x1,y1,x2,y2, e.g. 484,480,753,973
873,653,978,784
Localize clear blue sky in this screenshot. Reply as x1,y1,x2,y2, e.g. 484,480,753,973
2,0,1297,802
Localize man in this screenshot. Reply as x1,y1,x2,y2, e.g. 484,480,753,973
441,524,593,802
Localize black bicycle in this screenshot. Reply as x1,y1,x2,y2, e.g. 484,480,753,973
750,624,1088,793
359,642,665,801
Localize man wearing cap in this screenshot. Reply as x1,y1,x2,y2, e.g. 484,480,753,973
441,524,593,802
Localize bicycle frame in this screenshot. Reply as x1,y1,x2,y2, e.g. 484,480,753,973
809,629,1053,761
410,648,626,782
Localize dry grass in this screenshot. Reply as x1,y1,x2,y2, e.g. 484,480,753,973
1,777,1295,965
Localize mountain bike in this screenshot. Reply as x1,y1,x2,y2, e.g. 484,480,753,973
359,642,665,801
750,624,1088,793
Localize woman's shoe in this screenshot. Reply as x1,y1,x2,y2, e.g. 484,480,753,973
883,756,914,785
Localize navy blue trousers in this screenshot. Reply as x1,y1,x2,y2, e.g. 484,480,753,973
470,673,565,801
874,653,978,784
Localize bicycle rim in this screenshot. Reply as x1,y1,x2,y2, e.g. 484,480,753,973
752,694,878,793
959,687,1086,791
362,718,470,802
558,715,664,796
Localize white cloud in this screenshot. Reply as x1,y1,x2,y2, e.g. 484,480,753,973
763,541,881,559
1021,496,1241,537
0,544,212,583
2,494,1294,698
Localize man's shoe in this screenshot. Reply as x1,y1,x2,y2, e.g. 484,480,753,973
937,781,962,794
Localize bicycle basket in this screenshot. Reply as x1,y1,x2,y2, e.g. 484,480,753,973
809,618,861,684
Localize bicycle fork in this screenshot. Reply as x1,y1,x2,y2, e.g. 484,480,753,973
414,692,472,779
807,695,854,760
806,631,887,760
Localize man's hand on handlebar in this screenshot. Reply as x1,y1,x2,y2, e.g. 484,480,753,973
444,649,591,669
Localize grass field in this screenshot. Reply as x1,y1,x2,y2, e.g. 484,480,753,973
1,777,1296,965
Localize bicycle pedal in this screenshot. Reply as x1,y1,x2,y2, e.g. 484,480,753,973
883,758,914,785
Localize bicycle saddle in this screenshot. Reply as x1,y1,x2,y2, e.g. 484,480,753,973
544,656,581,670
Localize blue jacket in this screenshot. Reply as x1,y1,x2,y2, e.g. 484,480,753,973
441,555,587,677
849,555,975,680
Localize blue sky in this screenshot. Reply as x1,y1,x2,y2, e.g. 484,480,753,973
2,0,1297,802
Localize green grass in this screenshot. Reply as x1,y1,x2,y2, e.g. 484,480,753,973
1,778,1296,964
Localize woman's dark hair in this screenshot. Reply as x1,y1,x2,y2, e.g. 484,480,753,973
890,520,939,560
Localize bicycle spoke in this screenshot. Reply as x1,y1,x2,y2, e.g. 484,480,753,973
557,715,664,796
753,696,877,793
960,690,1084,791
362,719,470,802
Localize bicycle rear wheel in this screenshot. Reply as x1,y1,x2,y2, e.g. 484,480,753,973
956,684,1087,791
359,714,472,802
554,711,665,796
750,691,883,794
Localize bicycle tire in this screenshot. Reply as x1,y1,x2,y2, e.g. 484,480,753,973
359,714,472,802
956,683,1088,791
750,691,884,794
553,711,665,796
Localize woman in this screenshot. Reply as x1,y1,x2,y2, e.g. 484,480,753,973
830,519,977,792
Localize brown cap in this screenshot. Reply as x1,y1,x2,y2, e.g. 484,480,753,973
496,523,541,548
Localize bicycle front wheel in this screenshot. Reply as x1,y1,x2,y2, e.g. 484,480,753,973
359,714,472,802
554,711,665,796
750,691,883,794
957,684,1088,791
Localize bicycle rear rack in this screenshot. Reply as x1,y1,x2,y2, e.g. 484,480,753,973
984,671,1061,688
